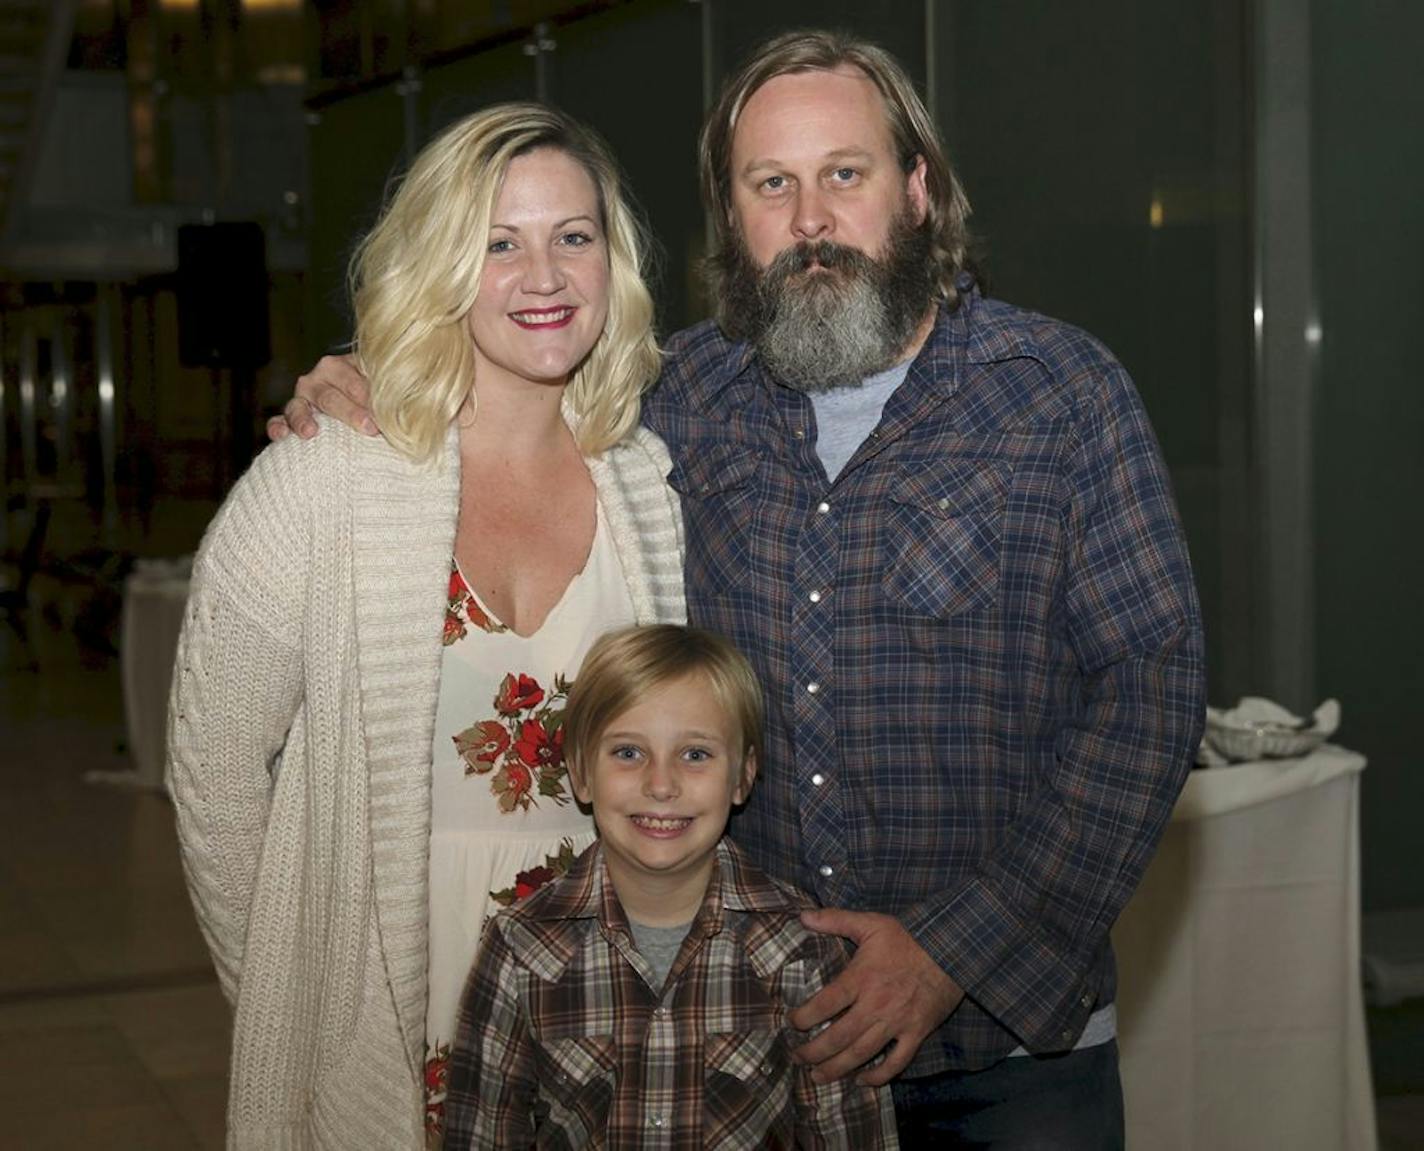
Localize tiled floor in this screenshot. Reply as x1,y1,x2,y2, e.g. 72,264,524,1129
2,555,228,1151
3,516,1422,1149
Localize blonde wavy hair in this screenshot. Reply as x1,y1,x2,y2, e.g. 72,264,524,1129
350,103,660,463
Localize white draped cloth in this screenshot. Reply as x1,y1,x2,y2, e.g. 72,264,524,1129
1114,745,1376,1150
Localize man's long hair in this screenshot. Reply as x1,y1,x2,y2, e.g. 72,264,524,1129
699,29,975,312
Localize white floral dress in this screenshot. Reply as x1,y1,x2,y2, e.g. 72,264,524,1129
423,504,635,1145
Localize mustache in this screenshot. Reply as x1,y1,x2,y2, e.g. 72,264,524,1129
768,240,877,277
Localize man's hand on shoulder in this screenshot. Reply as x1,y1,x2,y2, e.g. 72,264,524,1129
791,908,964,1087
266,353,378,442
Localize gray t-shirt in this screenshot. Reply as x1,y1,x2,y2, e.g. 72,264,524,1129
808,360,912,480
628,918,693,990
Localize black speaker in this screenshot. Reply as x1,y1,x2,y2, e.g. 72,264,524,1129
177,221,272,369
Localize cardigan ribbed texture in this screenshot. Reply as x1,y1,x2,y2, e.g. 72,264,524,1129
168,415,685,1150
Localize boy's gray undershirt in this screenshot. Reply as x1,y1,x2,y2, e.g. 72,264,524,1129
628,919,693,990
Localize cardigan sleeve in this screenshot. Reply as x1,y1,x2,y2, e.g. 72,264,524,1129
166,437,315,1003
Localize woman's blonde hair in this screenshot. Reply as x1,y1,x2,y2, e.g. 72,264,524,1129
350,103,660,463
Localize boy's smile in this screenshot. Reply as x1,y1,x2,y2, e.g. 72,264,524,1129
572,671,756,926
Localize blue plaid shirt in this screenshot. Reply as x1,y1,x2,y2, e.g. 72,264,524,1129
642,287,1205,1074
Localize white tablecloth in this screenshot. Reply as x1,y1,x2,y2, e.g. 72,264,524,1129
1113,744,1376,1150
107,560,191,791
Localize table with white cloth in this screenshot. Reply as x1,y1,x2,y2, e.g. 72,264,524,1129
95,558,191,791
1113,744,1376,1150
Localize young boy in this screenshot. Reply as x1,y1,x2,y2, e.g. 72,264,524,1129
444,624,898,1149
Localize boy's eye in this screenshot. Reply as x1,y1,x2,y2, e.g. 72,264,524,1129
682,746,713,763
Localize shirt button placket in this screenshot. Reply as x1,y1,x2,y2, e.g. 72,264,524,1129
794,489,848,903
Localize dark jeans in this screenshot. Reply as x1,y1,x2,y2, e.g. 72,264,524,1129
891,1040,1125,1150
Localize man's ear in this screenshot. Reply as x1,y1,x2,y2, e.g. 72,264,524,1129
906,154,930,226
733,748,759,805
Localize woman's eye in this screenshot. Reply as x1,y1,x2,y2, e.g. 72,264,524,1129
559,231,594,247
609,745,642,762
487,238,514,254
762,175,786,191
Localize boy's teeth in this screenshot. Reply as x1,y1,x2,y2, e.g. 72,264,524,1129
635,815,690,830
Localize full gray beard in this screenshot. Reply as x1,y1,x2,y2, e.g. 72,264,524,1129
757,269,900,393
709,209,937,394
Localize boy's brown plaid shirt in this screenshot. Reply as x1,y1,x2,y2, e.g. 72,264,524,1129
444,839,898,1149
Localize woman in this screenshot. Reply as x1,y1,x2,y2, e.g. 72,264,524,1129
167,104,685,1149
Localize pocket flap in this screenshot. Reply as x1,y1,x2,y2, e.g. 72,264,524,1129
891,458,1012,517
667,442,763,498
536,1033,618,1087
705,1028,783,1082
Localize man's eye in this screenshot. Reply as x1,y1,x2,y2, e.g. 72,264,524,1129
831,167,858,182
762,175,786,191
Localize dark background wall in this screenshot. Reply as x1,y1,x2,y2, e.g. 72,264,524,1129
1312,0,1424,911
4,0,1418,913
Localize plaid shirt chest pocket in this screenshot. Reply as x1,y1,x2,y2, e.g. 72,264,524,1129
666,443,764,599
532,1033,617,1147
882,457,1013,618
702,1027,794,1148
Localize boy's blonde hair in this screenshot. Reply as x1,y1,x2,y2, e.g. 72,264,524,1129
564,625,764,782
350,102,660,464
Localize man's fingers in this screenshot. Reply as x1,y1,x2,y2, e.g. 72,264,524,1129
800,906,876,943
856,1035,918,1087
293,353,378,435
788,971,857,1032
802,1014,894,1083
283,396,320,440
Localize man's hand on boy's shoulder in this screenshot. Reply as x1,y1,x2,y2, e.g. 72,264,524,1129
790,908,963,1087
267,353,379,441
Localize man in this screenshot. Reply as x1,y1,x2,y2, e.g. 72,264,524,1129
276,30,1205,1147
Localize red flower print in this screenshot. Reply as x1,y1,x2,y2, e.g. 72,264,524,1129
494,760,534,812
496,673,544,715
466,597,502,634
514,865,556,901
442,611,466,646
453,720,510,776
514,718,561,770
490,840,579,907
425,1046,449,1094
448,567,467,601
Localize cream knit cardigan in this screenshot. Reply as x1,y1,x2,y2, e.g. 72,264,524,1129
168,416,685,1149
